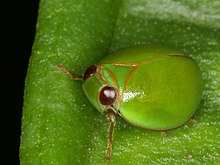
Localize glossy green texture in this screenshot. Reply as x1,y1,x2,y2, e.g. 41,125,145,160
83,46,203,130
20,0,220,164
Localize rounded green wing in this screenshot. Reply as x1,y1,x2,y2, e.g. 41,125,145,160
120,55,203,130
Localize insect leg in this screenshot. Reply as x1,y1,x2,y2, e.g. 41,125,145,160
106,110,116,161
188,118,197,123
56,64,83,81
161,131,169,137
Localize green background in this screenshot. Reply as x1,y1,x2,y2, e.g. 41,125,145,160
20,0,220,164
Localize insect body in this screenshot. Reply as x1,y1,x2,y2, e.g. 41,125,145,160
57,46,203,161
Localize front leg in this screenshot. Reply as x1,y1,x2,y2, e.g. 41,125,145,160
56,64,83,81
106,110,116,162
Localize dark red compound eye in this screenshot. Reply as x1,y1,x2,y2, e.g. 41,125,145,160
83,65,98,80
99,86,117,105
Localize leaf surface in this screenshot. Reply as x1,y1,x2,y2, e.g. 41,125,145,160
20,0,220,164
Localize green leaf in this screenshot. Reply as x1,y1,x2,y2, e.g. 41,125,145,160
20,0,220,164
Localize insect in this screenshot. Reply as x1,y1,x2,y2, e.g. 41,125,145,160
56,46,203,161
